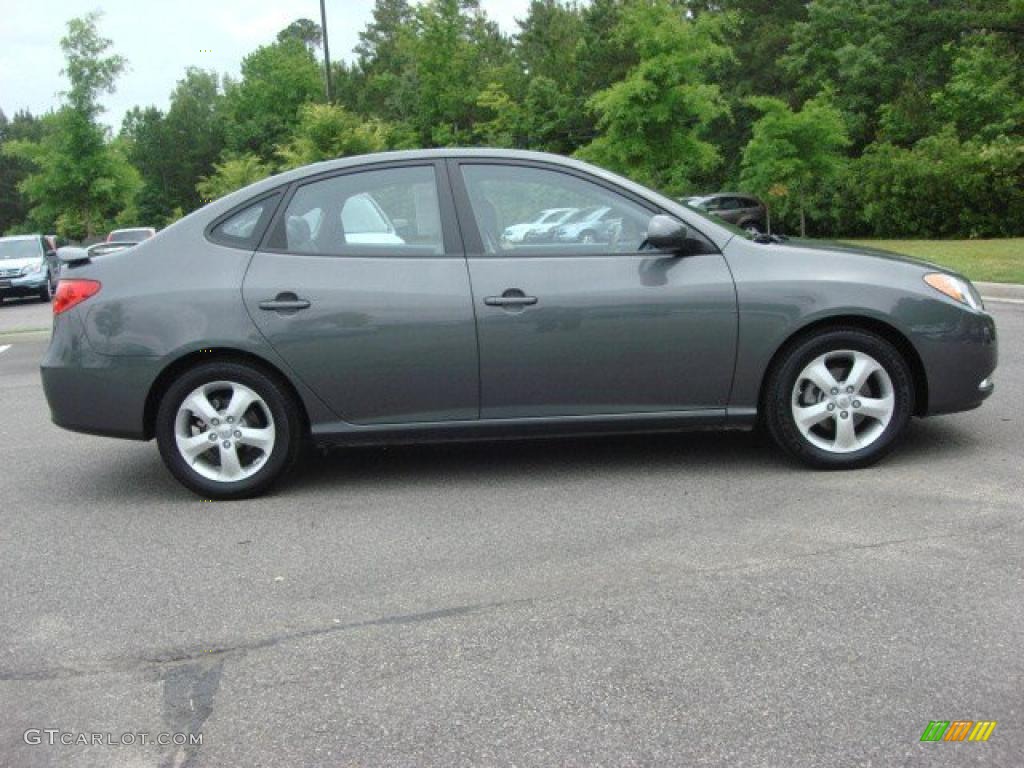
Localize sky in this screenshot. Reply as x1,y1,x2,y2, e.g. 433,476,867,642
0,0,529,130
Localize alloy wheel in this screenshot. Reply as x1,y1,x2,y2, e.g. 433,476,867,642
174,380,276,482
790,349,895,454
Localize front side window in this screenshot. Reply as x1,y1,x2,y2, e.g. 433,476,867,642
460,164,655,254
281,166,443,256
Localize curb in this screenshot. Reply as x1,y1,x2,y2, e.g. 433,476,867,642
977,281,1024,304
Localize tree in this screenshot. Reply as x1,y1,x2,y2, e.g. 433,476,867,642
277,18,323,51
0,110,47,234
578,1,734,194
2,13,138,238
854,131,1024,238
164,69,228,211
740,96,850,236
120,106,175,225
196,153,272,201
277,104,389,169
223,36,323,160
932,33,1023,142
406,0,517,146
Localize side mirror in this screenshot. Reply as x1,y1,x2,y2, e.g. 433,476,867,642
646,215,689,253
57,246,92,265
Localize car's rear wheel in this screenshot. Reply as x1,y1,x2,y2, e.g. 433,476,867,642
764,328,914,469
155,361,302,499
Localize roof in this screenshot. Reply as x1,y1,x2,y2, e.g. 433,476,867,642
0,234,41,241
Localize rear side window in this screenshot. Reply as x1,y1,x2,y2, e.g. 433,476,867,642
208,193,281,249
274,165,443,257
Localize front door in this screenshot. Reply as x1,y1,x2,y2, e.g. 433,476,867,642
242,162,479,425
450,160,737,419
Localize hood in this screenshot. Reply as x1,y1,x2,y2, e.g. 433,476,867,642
0,257,44,272
774,237,951,274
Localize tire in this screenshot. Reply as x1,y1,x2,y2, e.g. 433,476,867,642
743,221,764,235
39,277,53,302
155,361,303,499
580,231,597,244
764,328,914,469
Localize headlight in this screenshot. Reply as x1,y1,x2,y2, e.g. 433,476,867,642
20,261,44,276
924,273,984,311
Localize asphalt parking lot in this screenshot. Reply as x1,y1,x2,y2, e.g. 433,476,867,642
0,300,1021,767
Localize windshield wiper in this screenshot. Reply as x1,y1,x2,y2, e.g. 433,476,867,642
752,233,789,244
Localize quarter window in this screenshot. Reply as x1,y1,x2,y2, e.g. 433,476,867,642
209,193,281,248
460,164,655,254
281,166,443,256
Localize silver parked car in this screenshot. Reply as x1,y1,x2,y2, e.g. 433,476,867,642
42,150,997,498
0,234,60,303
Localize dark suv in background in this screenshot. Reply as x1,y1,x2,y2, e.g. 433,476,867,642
683,194,767,234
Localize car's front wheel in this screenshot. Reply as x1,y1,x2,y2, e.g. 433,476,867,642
764,328,914,469
155,361,303,499
39,275,54,302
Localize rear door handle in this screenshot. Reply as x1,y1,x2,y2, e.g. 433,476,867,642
258,293,311,312
484,289,538,308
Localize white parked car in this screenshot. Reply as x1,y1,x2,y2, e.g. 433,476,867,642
502,208,576,243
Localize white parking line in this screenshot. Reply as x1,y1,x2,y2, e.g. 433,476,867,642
0,345,11,355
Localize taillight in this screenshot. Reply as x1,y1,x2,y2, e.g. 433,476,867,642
53,279,101,315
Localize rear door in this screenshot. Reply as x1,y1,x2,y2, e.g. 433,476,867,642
242,162,479,425
449,160,738,420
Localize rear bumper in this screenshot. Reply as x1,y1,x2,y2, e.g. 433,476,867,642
40,313,156,440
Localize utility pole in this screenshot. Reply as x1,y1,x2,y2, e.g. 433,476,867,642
320,0,333,102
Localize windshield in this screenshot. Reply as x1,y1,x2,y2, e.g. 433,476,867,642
0,239,42,260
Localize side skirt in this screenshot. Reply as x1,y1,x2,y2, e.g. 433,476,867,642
312,407,757,448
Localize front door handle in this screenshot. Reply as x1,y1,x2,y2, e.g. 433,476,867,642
258,292,311,312
484,289,538,308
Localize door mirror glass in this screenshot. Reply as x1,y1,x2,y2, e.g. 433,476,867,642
645,215,689,252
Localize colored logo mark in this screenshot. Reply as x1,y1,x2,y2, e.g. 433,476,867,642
920,720,997,742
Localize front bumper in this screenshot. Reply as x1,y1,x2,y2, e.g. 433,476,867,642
916,308,997,415
0,272,47,297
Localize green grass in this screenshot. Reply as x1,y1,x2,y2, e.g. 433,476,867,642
841,238,1024,284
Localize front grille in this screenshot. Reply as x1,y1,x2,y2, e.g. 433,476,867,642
0,269,20,278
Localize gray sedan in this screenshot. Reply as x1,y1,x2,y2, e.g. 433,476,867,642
41,150,997,498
